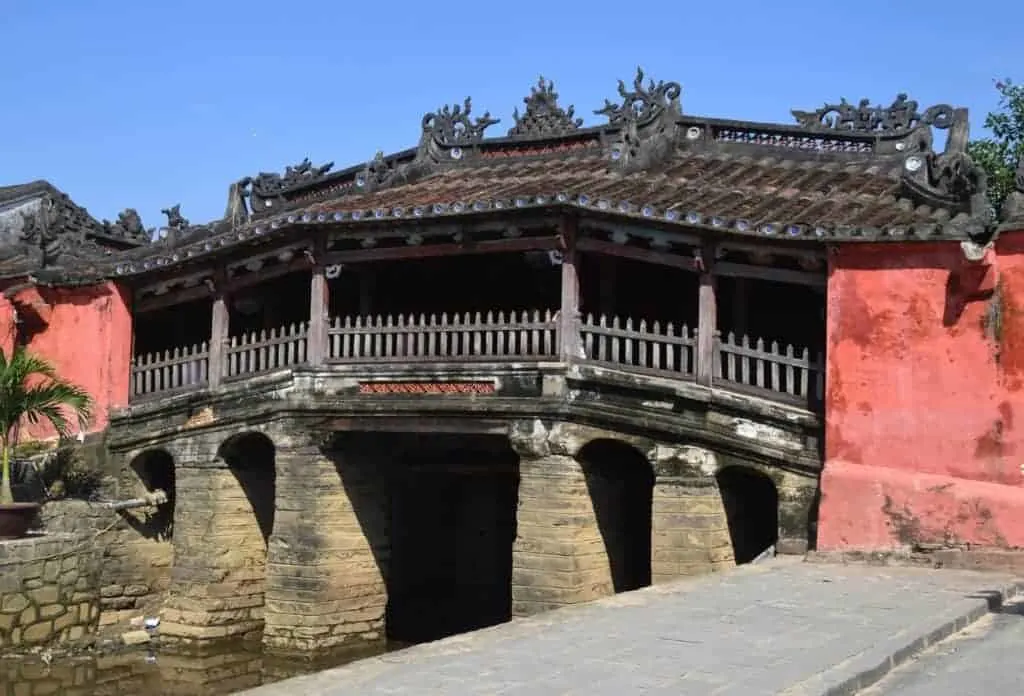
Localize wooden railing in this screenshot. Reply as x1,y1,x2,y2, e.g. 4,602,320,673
715,331,824,405
131,342,209,399
581,314,696,379
225,322,308,380
327,311,558,363
129,313,824,411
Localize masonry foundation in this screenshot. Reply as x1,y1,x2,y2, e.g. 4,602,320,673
510,452,613,616
159,433,274,643
263,437,388,653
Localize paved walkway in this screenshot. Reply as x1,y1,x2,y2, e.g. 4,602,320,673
242,560,1022,696
863,596,1024,695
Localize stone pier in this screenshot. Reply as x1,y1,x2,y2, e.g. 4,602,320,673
160,460,268,641
159,429,277,643
264,435,388,653
650,475,734,582
510,428,612,616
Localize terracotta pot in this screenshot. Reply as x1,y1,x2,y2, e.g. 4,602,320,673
0,502,40,540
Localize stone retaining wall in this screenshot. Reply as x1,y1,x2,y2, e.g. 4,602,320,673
41,499,172,627
0,534,101,651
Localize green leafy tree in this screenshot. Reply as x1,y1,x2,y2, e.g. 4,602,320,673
0,347,92,505
968,79,1024,218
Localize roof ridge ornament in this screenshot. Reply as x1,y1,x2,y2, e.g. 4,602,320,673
160,204,201,245
17,194,105,269
353,151,397,194
599,68,681,173
595,67,682,126
791,94,956,133
900,107,989,226
507,77,583,138
240,158,335,216
422,97,499,145
101,209,153,243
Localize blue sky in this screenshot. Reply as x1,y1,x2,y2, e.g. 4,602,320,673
1,0,1019,228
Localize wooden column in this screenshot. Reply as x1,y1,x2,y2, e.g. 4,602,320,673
696,242,717,386
558,216,581,362
208,286,229,389
307,255,329,366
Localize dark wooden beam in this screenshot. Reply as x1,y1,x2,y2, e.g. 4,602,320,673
713,261,826,288
226,256,314,293
577,238,698,272
322,235,560,265
134,285,212,314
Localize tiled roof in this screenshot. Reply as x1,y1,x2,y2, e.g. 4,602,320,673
300,150,958,239
6,70,1000,282
0,180,152,283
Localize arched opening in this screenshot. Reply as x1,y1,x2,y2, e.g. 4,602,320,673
217,432,277,546
716,467,779,564
129,449,176,540
576,439,655,593
383,433,519,644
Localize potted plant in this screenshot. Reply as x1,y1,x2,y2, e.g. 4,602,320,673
0,346,92,540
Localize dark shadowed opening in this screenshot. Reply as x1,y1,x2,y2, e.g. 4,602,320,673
386,433,520,644
229,270,312,339
133,297,212,358
329,431,520,647
578,252,699,327
716,466,779,564
218,432,277,545
329,253,560,318
129,449,176,541
576,439,654,593
716,275,825,356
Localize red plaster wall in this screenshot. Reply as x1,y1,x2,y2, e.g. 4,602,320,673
818,234,1024,550
0,281,132,440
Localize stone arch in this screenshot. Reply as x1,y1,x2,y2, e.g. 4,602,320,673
128,448,176,540
715,466,779,564
217,431,277,546
575,438,655,593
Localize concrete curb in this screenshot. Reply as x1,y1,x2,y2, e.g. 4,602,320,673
783,579,1024,696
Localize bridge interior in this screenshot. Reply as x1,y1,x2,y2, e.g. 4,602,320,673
130,238,827,412
135,249,824,353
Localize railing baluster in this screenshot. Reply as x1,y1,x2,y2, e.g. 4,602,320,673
649,321,660,370
797,347,809,397
472,312,482,357
770,341,780,391
785,344,796,395
495,311,506,357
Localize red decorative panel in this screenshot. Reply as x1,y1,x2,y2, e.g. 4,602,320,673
357,381,496,395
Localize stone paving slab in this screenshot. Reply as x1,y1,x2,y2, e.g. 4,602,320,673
241,559,1023,696
861,596,1024,695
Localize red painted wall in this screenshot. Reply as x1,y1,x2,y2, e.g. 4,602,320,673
818,234,1024,550
0,281,132,441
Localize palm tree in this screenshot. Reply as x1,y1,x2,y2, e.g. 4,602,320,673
0,346,92,505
